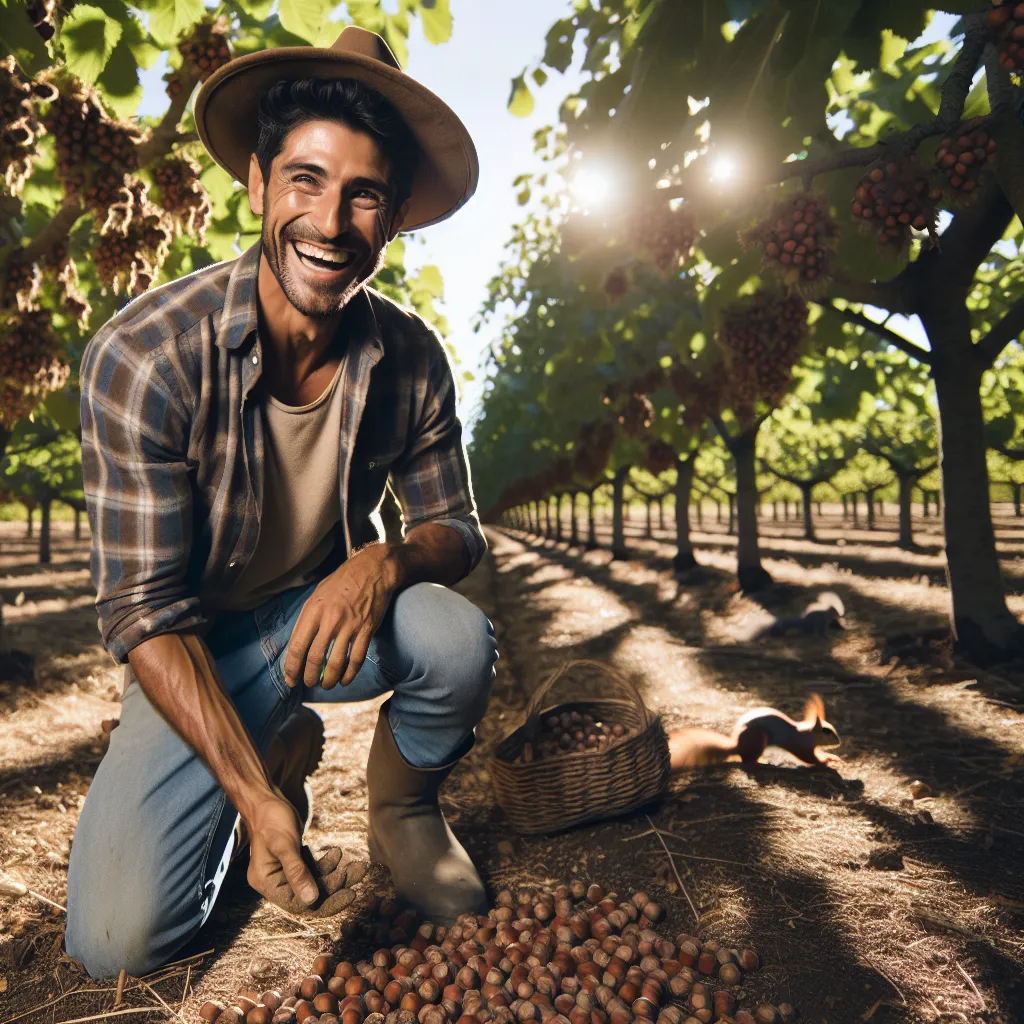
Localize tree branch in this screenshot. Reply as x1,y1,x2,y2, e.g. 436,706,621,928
986,46,1024,226
831,303,932,363
21,201,83,263
826,270,911,316
661,22,987,205
135,73,202,166
995,443,1024,463
977,294,1024,367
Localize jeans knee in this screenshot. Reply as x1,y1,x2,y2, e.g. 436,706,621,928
65,901,168,980
403,587,497,717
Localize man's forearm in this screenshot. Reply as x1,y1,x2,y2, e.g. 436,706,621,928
127,632,275,823
382,522,470,590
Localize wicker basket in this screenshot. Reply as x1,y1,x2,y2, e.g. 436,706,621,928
490,659,671,835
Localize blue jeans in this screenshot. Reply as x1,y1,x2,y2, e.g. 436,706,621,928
65,580,497,979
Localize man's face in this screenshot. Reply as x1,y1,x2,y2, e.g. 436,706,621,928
249,119,404,320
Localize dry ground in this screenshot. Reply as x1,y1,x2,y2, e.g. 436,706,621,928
0,511,1022,1024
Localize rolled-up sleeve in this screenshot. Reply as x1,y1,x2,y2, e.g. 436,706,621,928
388,330,487,575
80,329,205,663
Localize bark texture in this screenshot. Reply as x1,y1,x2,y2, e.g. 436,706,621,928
673,456,698,573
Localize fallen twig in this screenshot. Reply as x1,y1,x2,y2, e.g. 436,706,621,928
114,969,127,1007
954,962,985,1010
643,815,699,926
52,1010,166,1024
0,875,67,914
137,977,185,1023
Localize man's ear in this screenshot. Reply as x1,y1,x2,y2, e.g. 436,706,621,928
248,153,265,216
387,198,411,241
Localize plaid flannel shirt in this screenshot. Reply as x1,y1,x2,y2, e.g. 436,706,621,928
80,242,486,664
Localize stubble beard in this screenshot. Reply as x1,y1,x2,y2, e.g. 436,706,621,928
261,221,387,321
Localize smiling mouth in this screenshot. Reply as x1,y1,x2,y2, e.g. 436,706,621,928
291,239,357,273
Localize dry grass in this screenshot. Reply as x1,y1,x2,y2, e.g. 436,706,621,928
2,514,1023,1024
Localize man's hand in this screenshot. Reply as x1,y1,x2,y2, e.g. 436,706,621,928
284,543,401,690
245,789,363,915
245,789,320,906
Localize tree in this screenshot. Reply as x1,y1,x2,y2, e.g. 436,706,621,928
497,1,1024,663
1,415,81,563
0,0,454,459
763,414,853,542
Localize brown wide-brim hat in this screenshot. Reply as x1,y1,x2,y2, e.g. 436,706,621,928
194,25,478,231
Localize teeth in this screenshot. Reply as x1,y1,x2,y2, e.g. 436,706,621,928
294,240,350,266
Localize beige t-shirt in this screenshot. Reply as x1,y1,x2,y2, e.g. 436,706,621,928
221,357,346,611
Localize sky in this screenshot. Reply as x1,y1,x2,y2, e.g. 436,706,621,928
138,1,586,443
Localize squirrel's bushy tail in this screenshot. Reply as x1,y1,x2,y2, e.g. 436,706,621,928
669,728,736,769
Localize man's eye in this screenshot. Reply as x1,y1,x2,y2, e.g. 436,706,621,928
294,174,317,185
354,189,382,202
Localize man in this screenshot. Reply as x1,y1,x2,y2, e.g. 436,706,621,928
66,27,498,979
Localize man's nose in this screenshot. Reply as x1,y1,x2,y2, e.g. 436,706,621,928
309,190,352,241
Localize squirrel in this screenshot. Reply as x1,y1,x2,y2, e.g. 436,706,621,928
762,592,845,638
669,693,841,768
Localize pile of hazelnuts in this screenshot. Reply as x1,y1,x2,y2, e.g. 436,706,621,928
198,882,795,1024
515,712,631,764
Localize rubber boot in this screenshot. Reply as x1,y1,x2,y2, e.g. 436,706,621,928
366,700,486,923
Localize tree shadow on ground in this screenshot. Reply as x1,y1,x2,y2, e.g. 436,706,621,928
486,529,1024,1016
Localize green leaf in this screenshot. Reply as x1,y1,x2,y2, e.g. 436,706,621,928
412,264,444,298
419,0,451,45
532,66,548,87
508,74,535,118
60,3,123,83
145,0,204,49
235,0,275,18
0,0,51,74
96,36,143,116
278,0,334,44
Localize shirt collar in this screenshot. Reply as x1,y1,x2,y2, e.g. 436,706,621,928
218,239,384,361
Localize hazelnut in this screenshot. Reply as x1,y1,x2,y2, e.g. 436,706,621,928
739,950,760,972
217,1009,244,1024
238,998,258,1014
755,1006,778,1024
400,993,424,1013
262,993,284,1013
777,1003,796,1021
314,955,336,977
320,1016,340,1024
343,1011,365,1024
570,881,587,901
696,953,716,976
300,976,325,1000
329,978,349,998
272,1011,297,1024
201,1002,226,1022
713,991,735,1018
315,993,341,1014
365,992,385,1014
586,884,604,904
293,1001,317,1024
247,1008,272,1024
718,963,741,987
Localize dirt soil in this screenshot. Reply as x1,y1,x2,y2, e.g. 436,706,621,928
1,512,1022,1024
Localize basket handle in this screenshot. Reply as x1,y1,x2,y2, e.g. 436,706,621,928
522,659,654,730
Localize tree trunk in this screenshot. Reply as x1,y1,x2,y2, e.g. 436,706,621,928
851,492,859,528
1014,483,1022,518
715,500,722,524
727,494,736,535
657,496,665,531
611,466,630,560
816,500,822,517
695,498,703,526
569,492,580,547
39,498,52,564
644,497,653,539
555,494,564,543
801,483,815,542
586,487,599,550
783,499,790,521
26,502,33,538
74,506,81,540
842,494,848,520
897,474,915,549
773,500,779,522
866,490,876,530
732,434,771,591
934,489,942,516
531,500,539,534
673,456,698,573
930,340,1024,662
544,496,552,539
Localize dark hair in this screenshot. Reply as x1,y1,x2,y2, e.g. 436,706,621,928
255,78,419,210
